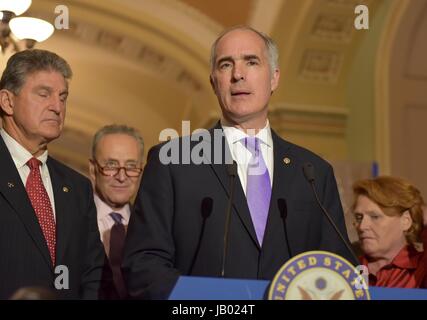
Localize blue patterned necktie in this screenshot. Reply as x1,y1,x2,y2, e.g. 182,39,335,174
243,137,272,246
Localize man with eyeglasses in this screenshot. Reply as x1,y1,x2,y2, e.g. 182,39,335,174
89,124,144,299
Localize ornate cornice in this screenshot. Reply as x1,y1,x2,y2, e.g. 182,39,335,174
269,103,348,135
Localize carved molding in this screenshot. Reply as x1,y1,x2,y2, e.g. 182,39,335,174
63,19,203,93
31,0,215,94
311,14,355,42
269,103,348,135
299,49,343,83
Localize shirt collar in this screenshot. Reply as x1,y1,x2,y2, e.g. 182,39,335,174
390,245,423,269
0,129,48,169
360,245,422,271
94,193,131,224
221,120,273,148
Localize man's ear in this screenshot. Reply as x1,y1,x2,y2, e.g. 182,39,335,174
270,68,280,93
209,75,216,93
88,159,96,184
0,89,15,116
400,210,413,232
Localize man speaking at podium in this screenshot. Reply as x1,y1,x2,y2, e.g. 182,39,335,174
123,26,352,299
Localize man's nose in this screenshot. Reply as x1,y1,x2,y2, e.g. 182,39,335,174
115,168,127,181
232,63,245,82
48,95,63,113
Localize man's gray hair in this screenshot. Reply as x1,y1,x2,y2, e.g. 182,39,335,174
209,26,279,75
0,49,72,94
92,124,144,159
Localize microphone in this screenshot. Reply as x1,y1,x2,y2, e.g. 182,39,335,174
221,161,238,277
188,197,213,274
302,162,359,265
277,198,293,259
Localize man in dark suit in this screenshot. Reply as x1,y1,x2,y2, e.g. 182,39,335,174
89,124,144,299
0,49,111,299
123,26,354,299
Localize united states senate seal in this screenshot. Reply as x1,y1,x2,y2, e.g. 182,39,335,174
268,251,370,300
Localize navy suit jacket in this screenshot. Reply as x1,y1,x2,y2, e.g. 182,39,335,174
0,136,111,299
123,123,353,299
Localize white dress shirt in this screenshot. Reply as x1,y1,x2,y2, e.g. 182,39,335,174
222,120,274,195
94,193,130,256
0,129,56,219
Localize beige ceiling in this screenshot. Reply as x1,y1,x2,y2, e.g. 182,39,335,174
180,0,251,27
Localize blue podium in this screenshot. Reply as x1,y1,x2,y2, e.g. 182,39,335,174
169,276,427,300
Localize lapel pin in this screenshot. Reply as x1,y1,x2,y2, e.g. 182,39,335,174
63,186,69,193
7,182,15,188
283,157,291,165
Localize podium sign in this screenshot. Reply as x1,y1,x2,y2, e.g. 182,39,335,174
169,276,427,300
170,251,427,300
169,276,269,300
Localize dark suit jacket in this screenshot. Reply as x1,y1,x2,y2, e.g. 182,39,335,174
0,136,111,299
96,199,133,300
123,123,353,299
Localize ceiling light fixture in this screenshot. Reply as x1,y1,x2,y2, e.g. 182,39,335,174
0,0,54,54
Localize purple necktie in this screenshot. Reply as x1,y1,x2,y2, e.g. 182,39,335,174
243,137,271,246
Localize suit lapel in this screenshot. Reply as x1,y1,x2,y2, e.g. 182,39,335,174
0,136,53,269
270,130,297,204
207,123,259,247
47,158,75,264
263,130,298,248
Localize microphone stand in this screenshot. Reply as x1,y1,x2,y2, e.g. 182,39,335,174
303,163,360,266
221,161,237,277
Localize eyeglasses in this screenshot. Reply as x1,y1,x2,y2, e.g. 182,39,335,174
92,159,142,177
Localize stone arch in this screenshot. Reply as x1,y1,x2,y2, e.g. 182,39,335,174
376,0,427,195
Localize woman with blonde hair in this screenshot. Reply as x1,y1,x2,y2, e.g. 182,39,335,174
353,176,427,288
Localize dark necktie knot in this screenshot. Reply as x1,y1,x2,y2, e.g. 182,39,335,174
27,157,42,170
110,212,123,225
109,212,125,262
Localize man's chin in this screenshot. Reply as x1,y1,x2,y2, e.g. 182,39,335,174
42,134,61,144
41,126,62,140
108,194,131,207
110,200,129,209
223,106,268,122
